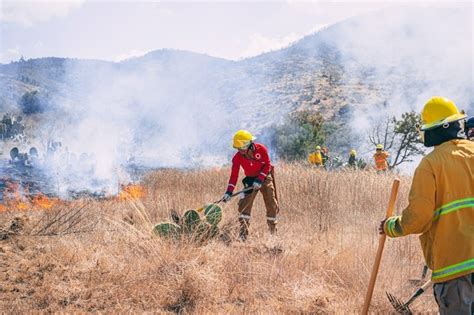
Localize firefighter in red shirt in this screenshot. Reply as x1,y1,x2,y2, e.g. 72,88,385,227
222,130,279,241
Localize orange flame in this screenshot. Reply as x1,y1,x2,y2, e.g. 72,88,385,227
118,184,146,201
32,193,56,210
3,181,30,211
1,181,59,211
16,202,29,210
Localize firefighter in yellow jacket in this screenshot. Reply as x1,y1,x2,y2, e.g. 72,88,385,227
380,96,473,314
373,144,389,171
308,145,323,166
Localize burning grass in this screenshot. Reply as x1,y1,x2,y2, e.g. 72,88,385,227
117,184,147,201
0,163,438,313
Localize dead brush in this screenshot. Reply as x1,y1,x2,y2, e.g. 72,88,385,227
0,163,439,313
29,200,97,236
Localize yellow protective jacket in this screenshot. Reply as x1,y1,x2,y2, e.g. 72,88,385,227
384,140,474,283
308,152,323,165
374,151,389,170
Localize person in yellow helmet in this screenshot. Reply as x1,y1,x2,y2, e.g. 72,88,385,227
348,149,357,167
308,145,323,167
321,146,329,166
222,130,279,240
373,144,389,171
379,96,473,314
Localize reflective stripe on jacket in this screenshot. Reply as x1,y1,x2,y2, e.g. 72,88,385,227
308,152,323,165
384,140,474,283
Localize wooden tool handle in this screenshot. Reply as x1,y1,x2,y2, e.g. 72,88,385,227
361,178,400,314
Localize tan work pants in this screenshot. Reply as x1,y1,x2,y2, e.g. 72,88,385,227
237,175,279,238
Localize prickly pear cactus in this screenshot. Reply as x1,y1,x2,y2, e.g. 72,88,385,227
153,222,181,239
204,204,222,226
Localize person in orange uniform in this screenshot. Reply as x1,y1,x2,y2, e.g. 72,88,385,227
373,144,389,171
380,96,473,314
222,130,279,241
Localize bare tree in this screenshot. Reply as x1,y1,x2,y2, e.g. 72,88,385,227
369,116,397,152
369,111,424,169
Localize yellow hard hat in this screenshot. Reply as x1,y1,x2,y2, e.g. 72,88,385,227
376,144,383,150
232,130,255,149
420,96,466,131
315,145,321,150
350,149,356,156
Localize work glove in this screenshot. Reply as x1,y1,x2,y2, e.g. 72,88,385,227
252,180,262,190
222,192,232,203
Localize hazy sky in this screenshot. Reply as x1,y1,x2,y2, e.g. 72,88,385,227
0,1,468,63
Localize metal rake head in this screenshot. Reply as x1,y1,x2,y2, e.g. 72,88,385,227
386,292,412,314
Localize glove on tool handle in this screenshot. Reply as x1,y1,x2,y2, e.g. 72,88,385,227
196,187,255,213
362,178,400,315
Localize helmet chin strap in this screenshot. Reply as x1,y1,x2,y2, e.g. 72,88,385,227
423,120,466,147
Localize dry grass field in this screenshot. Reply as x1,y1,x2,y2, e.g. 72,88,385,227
0,163,438,313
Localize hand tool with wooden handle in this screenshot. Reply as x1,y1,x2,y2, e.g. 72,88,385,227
362,178,400,314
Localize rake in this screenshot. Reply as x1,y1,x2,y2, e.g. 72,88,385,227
170,187,255,223
386,279,432,314
196,186,254,212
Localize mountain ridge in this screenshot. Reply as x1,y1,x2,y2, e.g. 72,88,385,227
0,6,472,161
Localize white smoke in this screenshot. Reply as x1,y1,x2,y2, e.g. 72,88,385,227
316,4,473,165
34,51,238,196
21,2,473,195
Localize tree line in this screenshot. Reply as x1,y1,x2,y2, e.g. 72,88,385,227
270,108,424,169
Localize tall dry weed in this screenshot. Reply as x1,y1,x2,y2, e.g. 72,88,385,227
0,163,437,313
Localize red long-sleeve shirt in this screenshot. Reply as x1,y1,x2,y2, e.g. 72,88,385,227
226,143,272,193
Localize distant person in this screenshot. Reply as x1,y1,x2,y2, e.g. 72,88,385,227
308,145,323,167
348,149,357,167
467,117,474,141
373,144,389,172
221,130,279,241
321,146,329,167
380,96,473,314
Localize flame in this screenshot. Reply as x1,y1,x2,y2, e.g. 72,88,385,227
3,181,30,211
118,184,146,200
16,202,29,210
32,193,56,210
1,181,59,211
